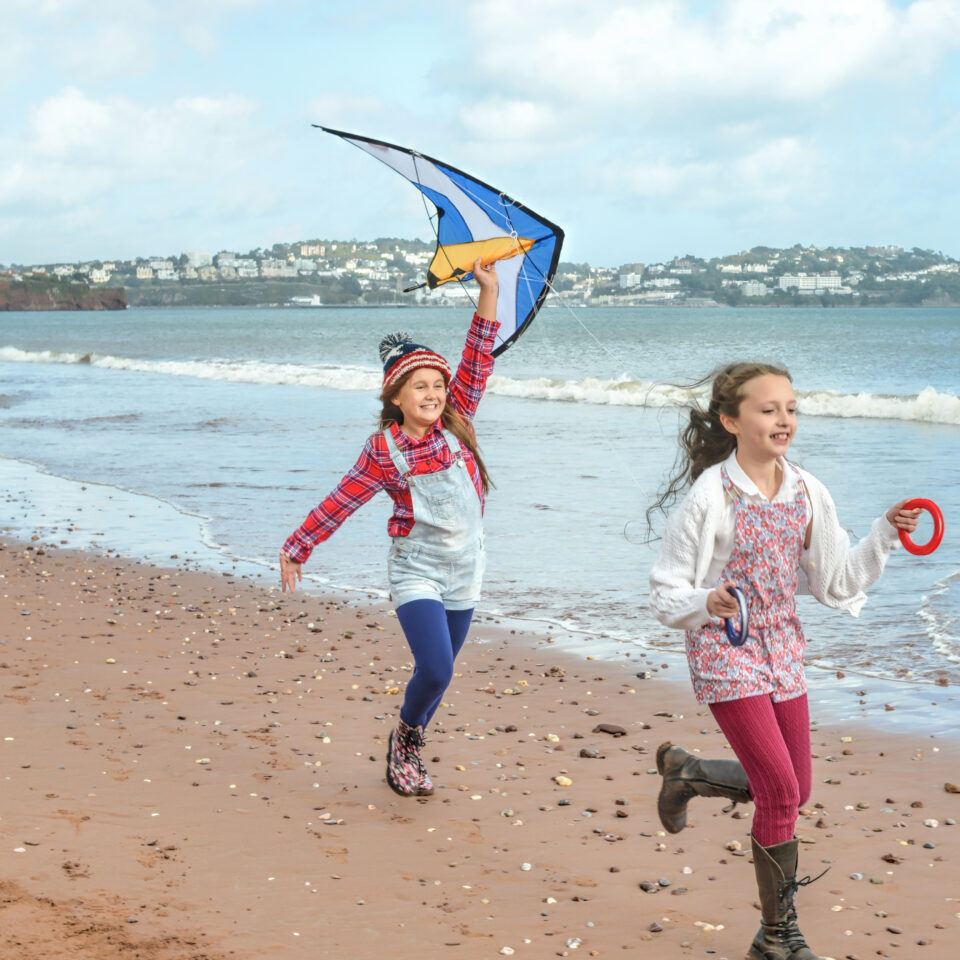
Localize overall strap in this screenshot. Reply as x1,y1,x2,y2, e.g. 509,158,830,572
440,428,465,459
382,427,412,477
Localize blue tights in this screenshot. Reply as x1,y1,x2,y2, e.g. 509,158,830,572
395,599,474,730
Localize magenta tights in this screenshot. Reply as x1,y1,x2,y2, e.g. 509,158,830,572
709,693,812,846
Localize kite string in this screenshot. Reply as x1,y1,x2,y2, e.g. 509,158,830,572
512,246,692,519
409,158,657,538
484,193,664,516
423,178,659,515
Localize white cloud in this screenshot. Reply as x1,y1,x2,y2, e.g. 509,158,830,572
0,87,265,210
593,134,821,212
444,0,960,238
3,0,283,84
467,0,960,111
600,154,719,199
459,98,556,140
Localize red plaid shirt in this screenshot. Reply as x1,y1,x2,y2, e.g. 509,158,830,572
282,312,499,563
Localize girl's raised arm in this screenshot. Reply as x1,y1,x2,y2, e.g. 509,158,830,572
446,258,501,420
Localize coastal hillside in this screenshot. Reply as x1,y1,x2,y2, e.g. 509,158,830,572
6,241,959,309
0,275,126,311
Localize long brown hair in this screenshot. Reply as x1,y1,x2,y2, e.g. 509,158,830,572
647,361,792,526
379,371,493,493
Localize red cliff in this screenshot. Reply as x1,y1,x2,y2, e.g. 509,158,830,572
0,278,127,311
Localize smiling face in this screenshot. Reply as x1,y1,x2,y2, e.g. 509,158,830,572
391,367,447,437
720,373,797,464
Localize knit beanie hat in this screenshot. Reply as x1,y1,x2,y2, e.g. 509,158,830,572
378,331,451,391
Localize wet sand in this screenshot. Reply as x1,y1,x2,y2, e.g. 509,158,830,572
1,538,957,960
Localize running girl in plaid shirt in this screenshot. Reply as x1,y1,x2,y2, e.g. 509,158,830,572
280,257,498,798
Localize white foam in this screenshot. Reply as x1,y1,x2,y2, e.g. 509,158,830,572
3,345,959,425
0,345,382,392
919,570,960,665
798,385,960,425
0,345,91,364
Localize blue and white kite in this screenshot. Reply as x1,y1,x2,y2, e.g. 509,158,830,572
316,125,564,356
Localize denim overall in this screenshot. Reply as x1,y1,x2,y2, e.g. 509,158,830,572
685,464,808,704
384,427,485,611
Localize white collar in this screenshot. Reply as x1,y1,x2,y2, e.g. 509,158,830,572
723,450,797,501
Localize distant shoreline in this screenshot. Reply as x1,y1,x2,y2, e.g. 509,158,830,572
116,299,959,309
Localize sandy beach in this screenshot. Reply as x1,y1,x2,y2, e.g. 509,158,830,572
1,537,957,960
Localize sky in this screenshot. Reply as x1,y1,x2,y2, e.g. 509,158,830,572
2,0,959,268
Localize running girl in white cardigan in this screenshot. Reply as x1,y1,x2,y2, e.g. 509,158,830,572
648,362,920,960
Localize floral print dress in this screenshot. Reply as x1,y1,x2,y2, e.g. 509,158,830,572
685,464,808,704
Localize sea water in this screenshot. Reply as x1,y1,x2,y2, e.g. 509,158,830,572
2,305,958,732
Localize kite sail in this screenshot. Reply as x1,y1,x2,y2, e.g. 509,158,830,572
316,125,564,356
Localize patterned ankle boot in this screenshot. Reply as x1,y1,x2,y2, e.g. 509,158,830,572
416,755,434,797
410,723,434,796
386,718,424,797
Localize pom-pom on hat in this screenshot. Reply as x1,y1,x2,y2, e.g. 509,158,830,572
379,331,451,391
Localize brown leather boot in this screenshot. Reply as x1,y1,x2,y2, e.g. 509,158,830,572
749,836,821,960
655,742,751,833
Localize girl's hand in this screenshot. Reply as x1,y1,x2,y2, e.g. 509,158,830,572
472,256,498,294
279,552,302,593
473,257,498,324
707,581,741,619
886,499,922,533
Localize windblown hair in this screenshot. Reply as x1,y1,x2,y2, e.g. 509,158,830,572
379,372,493,494
647,361,792,528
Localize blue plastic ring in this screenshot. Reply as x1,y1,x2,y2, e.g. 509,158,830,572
724,586,749,646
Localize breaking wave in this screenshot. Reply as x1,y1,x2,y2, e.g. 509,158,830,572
2,345,958,425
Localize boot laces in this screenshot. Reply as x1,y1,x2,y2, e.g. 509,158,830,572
401,725,428,777
412,729,428,779
781,865,829,901
779,866,828,948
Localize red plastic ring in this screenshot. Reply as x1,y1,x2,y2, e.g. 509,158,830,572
898,498,944,556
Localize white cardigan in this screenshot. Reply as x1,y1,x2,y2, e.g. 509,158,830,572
649,456,901,631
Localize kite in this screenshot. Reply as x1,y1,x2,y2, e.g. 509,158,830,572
316,125,564,356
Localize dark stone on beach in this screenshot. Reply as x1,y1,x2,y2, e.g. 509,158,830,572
592,723,627,737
